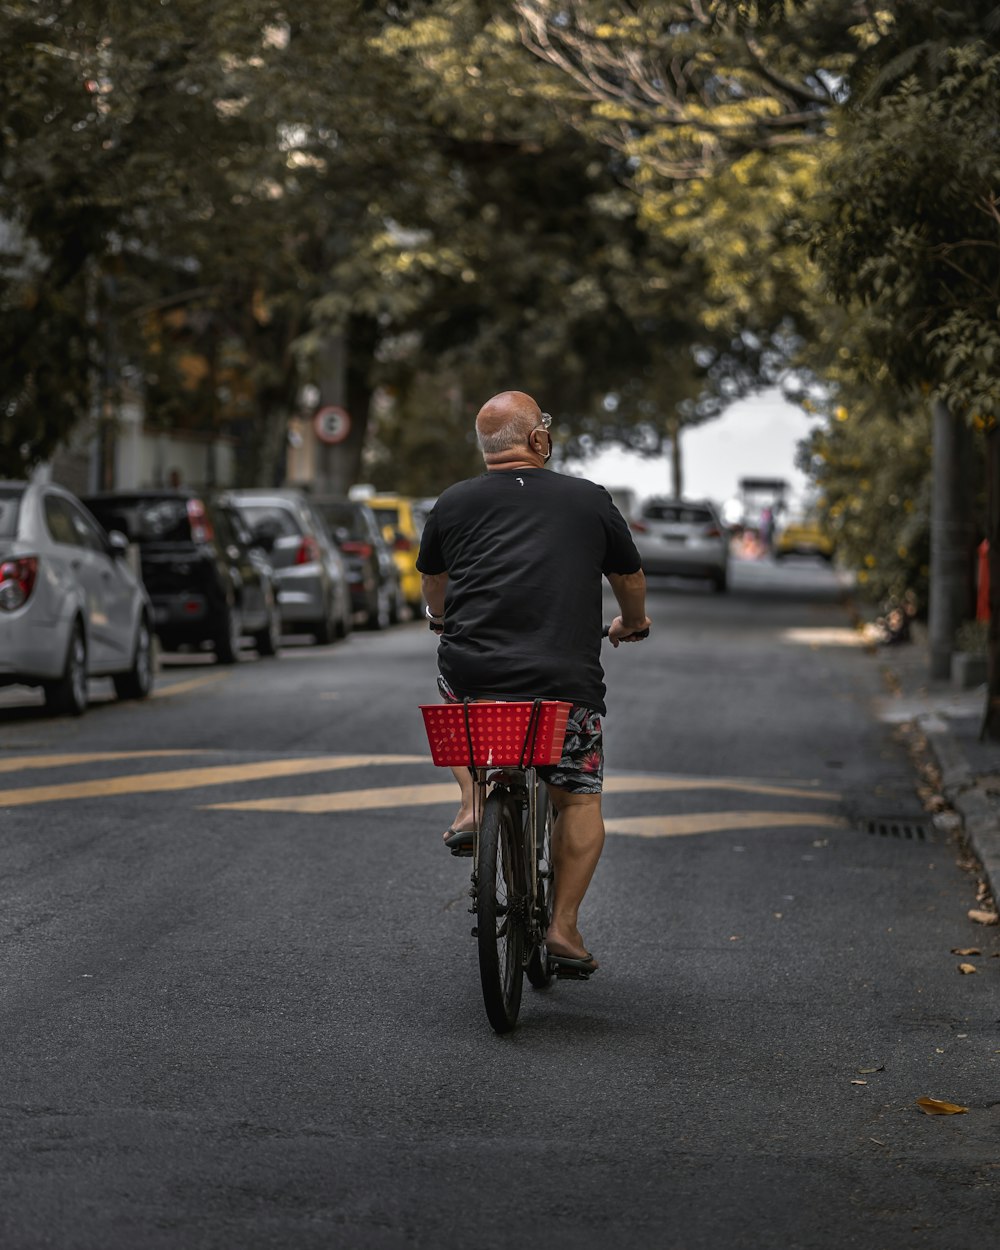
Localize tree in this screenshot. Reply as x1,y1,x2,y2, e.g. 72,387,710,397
808,21,1000,724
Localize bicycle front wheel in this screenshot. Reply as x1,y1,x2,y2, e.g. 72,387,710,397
477,790,527,1033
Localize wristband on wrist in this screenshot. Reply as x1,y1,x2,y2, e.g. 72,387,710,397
424,605,444,623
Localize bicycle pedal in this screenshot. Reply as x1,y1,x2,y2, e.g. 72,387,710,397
551,965,593,981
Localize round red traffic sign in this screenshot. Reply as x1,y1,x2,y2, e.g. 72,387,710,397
314,405,351,445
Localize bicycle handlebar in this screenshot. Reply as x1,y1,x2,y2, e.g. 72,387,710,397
602,623,649,640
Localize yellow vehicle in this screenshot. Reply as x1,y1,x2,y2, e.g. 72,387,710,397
774,510,835,562
367,495,425,610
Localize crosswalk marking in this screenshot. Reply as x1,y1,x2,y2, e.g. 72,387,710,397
604,812,846,838
0,755,427,807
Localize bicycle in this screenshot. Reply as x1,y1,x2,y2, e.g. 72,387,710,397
420,625,648,1034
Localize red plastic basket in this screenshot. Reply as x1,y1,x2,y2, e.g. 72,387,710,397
420,700,572,767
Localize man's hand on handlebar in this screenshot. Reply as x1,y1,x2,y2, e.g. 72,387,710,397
607,615,651,647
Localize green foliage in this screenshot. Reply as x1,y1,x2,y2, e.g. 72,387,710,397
798,397,933,606
810,33,1000,419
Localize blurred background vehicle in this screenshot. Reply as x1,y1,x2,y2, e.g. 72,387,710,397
1,481,153,714
774,509,835,562
314,496,403,630
84,490,282,664
630,497,730,593
227,488,352,644
367,494,424,613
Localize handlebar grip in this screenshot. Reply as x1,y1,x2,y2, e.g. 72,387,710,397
602,624,649,640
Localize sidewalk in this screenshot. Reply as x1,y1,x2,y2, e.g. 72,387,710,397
871,626,1000,914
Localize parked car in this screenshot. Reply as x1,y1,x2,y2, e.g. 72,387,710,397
367,494,424,612
83,490,281,663
314,497,404,630
226,489,352,644
0,480,154,714
630,497,730,592
774,510,835,562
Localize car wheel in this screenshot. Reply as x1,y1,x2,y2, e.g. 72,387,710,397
389,584,403,625
712,570,729,594
44,622,88,716
254,595,281,657
313,599,335,645
368,584,391,631
113,617,154,700
215,603,242,664
336,590,352,640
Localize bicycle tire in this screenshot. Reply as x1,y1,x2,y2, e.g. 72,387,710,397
477,789,527,1033
525,788,555,988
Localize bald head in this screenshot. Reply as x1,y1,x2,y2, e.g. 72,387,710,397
475,391,542,455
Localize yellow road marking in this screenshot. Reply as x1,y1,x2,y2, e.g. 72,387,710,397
206,781,839,816
603,776,839,802
151,674,230,699
604,812,847,838
0,750,209,775
0,755,428,807
206,783,458,814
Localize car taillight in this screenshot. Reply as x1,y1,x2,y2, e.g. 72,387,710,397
393,535,412,552
0,556,39,611
295,535,320,565
340,541,373,558
704,526,722,538
630,520,649,534
186,498,215,544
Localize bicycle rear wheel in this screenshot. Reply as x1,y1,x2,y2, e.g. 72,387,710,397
525,788,555,989
476,789,527,1033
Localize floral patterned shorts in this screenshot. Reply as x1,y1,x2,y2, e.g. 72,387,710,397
436,676,604,795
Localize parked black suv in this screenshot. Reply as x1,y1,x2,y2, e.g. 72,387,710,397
82,491,281,663
313,497,403,631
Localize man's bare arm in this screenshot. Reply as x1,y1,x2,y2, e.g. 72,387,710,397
421,571,449,618
606,570,651,646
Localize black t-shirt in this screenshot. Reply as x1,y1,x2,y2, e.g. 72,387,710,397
416,468,641,714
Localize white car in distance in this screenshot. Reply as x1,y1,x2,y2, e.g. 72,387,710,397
0,480,154,715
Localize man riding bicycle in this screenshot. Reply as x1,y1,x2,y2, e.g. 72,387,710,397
417,390,650,977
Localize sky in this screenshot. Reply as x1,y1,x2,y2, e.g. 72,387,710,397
562,387,824,514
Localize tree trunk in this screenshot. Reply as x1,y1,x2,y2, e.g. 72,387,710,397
343,314,379,488
928,401,976,679
982,427,1000,737
669,417,683,498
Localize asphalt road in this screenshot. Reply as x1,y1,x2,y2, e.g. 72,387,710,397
1,557,997,1249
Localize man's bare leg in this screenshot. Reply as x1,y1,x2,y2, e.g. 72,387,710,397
445,766,476,840
545,788,605,965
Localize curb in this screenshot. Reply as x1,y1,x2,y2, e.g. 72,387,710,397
922,717,1000,910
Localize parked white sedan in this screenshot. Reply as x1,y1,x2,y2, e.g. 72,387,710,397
0,480,154,715
630,497,730,593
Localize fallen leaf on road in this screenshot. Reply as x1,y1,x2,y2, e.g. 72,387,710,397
916,1097,969,1115
968,909,999,926
858,1066,885,1074
851,1080,868,1086
958,963,977,974
951,947,981,956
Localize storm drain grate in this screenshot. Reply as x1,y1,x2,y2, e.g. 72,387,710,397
860,815,936,842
